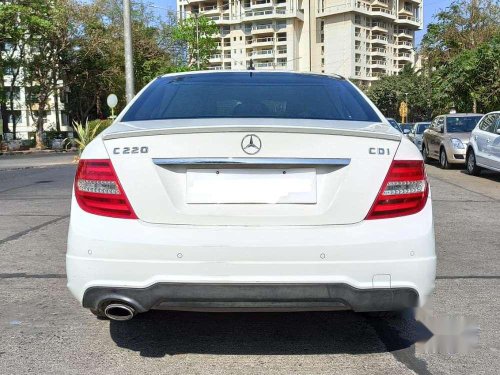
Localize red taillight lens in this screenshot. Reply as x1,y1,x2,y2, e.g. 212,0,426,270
74,159,137,219
366,160,428,220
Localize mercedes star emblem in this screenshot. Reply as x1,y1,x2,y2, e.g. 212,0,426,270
241,134,262,155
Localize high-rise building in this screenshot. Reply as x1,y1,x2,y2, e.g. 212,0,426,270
177,0,423,82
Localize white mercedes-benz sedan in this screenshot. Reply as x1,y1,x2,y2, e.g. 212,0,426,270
67,72,436,321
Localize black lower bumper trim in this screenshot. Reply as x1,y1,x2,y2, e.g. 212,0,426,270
83,283,419,313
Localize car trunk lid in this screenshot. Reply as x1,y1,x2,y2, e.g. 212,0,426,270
102,119,401,226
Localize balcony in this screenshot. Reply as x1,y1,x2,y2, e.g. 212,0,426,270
276,35,287,44
397,52,413,62
248,49,274,59
317,0,377,18
275,23,287,31
371,34,389,44
244,9,274,20
251,0,272,9
276,49,287,56
371,0,389,7
398,41,413,49
371,59,387,69
209,54,223,62
370,47,386,56
371,22,388,32
371,7,395,20
397,29,413,38
199,5,219,14
396,14,422,27
207,65,223,70
254,61,274,69
274,62,288,70
249,36,274,47
251,24,274,34
399,7,414,17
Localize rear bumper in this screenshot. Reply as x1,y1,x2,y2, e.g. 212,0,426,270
67,198,436,312
82,283,419,313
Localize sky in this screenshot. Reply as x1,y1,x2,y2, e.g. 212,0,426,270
148,0,455,46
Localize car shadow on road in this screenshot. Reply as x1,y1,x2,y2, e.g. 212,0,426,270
459,169,500,182
109,310,433,358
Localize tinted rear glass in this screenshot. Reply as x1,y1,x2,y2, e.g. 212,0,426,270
122,73,380,122
446,116,482,133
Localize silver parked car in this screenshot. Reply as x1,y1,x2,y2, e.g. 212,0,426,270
422,113,483,168
466,111,500,175
408,122,430,151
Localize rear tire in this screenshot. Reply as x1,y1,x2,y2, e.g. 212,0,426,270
422,144,431,163
466,149,482,176
439,148,450,169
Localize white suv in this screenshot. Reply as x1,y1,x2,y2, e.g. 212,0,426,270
66,72,436,321
466,111,500,175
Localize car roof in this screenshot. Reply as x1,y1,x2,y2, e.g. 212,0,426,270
160,70,346,81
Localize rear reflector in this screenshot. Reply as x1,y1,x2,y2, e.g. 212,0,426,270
366,160,428,220
75,159,137,219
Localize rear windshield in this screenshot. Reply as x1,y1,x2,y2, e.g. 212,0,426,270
122,73,381,122
446,116,482,133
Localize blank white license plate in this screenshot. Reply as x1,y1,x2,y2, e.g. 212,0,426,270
186,168,317,204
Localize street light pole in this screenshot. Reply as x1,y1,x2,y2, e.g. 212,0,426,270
123,0,135,103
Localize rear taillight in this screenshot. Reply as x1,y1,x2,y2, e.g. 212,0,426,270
366,160,428,220
74,159,137,219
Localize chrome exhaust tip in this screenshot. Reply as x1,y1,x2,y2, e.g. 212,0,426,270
104,303,136,321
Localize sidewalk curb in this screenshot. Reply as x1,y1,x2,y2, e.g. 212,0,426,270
0,149,77,156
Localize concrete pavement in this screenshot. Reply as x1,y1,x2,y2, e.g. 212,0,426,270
0,152,77,171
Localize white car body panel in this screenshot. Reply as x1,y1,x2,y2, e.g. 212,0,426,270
66,72,436,315
103,130,399,226
469,111,500,172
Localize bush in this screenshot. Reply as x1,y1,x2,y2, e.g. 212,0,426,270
73,119,113,154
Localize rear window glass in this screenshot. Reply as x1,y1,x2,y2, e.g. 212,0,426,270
122,73,381,122
446,116,482,133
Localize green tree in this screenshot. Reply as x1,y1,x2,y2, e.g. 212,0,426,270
173,15,219,69
366,65,434,122
0,0,46,136
67,0,178,122
421,0,499,113
421,0,499,66
433,35,500,114
21,0,77,149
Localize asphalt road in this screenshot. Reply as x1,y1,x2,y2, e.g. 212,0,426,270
0,157,499,375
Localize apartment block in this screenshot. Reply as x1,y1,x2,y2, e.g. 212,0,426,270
177,0,423,82
1,45,70,140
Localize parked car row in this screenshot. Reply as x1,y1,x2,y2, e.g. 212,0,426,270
387,112,500,175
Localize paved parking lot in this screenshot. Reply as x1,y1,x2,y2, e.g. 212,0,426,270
0,159,498,375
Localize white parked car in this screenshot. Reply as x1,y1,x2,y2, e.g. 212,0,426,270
66,72,436,321
466,111,500,175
